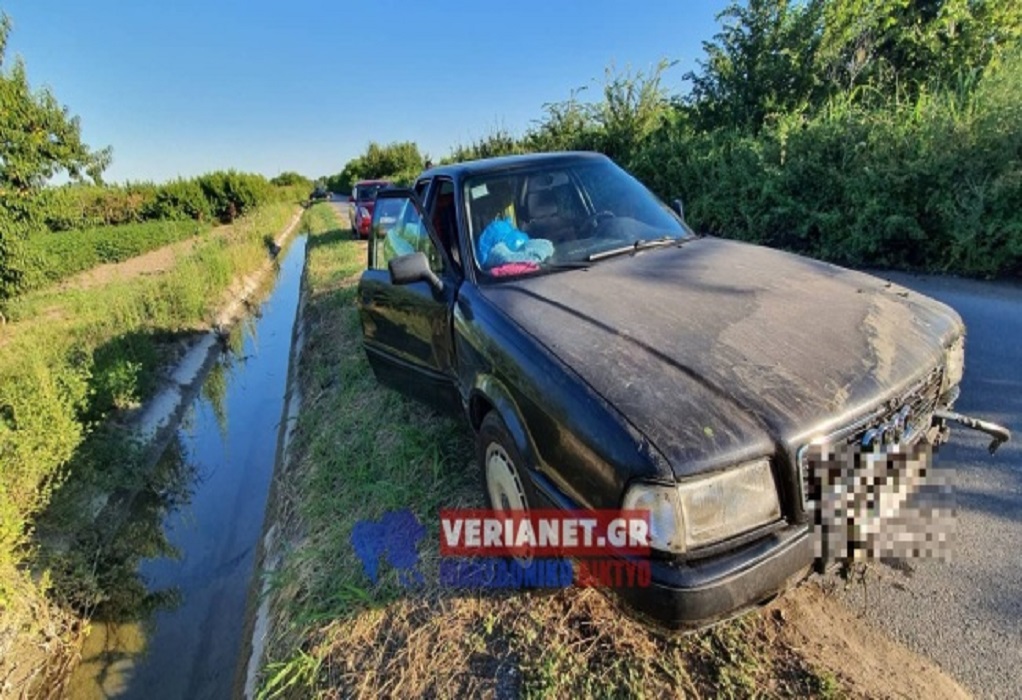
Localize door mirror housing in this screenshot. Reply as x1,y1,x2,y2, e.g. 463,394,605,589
672,198,685,222
388,252,444,292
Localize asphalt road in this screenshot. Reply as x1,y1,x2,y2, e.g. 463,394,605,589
826,272,1022,699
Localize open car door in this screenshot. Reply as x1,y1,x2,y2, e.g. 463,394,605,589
357,189,461,415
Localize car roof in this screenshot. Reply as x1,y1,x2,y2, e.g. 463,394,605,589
419,151,609,181
354,179,392,186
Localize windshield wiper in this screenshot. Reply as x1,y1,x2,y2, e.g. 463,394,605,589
544,261,592,270
587,237,677,262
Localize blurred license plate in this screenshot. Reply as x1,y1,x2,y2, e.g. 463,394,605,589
803,442,947,565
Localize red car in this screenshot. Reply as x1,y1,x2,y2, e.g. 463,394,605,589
349,179,393,238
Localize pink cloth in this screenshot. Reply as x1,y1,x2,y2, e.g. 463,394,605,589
489,262,540,277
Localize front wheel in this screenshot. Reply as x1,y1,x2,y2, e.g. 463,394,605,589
478,412,535,513
478,412,542,569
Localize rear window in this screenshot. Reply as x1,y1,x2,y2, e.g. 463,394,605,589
357,184,388,201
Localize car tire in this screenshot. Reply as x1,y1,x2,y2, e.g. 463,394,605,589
478,411,541,568
478,411,537,514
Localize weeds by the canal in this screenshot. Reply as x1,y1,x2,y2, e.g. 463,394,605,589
260,204,845,699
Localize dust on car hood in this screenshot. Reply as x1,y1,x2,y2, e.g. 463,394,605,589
480,237,963,476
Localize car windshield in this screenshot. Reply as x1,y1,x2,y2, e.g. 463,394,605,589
357,184,387,201
464,158,693,279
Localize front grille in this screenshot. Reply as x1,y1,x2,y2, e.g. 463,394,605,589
796,366,944,510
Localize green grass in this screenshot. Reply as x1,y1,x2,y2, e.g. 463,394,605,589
0,200,303,690
21,219,212,292
3,203,295,326
260,204,847,699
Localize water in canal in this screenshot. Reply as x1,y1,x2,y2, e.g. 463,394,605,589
67,235,308,699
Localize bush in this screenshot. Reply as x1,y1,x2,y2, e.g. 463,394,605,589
144,178,212,222
0,351,90,606
270,171,312,188
38,172,286,234
625,61,1022,278
41,183,164,232
196,170,272,223
433,48,1022,280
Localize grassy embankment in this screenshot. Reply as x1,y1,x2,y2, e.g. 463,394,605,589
259,203,843,699
19,218,213,293
0,199,304,692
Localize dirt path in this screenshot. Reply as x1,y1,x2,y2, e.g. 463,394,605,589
0,223,229,339
0,209,303,350
770,582,971,699
56,210,303,294
55,226,230,292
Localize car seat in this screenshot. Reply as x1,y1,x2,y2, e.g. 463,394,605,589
522,188,572,242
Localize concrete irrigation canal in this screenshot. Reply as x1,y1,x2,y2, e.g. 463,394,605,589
67,234,309,700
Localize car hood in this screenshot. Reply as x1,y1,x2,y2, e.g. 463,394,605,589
479,237,963,477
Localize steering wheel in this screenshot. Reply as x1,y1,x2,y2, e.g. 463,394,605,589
582,210,615,235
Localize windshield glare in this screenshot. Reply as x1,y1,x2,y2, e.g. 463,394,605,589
465,159,692,278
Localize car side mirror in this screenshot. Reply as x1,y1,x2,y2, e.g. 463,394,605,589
388,251,444,292
672,198,685,222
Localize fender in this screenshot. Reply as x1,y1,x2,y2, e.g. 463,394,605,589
467,374,581,510
468,373,538,469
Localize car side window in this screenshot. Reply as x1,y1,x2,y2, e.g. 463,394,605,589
430,179,460,270
414,178,431,203
371,196,444,275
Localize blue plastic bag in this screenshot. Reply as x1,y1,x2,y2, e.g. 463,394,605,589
477,217,553,268
477,218,530,267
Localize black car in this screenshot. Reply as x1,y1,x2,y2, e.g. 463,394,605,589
355,152,1009,627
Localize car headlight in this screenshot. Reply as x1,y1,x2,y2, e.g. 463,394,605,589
622,459,781,554
944,335,965,390
620,483,686,553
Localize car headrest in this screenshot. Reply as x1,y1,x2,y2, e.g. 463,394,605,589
527,189,558,219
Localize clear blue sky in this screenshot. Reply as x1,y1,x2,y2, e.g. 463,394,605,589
3,1,729,184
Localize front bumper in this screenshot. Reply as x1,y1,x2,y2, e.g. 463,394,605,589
610,525,812,629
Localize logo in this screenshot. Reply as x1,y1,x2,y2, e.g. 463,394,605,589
439,509,650,557
861,405,914,447
351,509,653,591
350,509,426,587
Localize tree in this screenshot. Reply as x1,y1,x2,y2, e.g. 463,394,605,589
323,157,368,195
523,62,676,167
448,126,525,163
0,14,110,300
818,0,1022,96
323,141,426,194
359,141,423,182
687,0,1022,132
685,0,826,132
269,171,311,188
